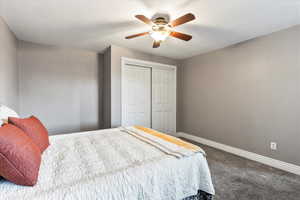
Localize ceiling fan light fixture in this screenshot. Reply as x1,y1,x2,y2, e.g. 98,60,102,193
150,31,170,41
150,25,171,41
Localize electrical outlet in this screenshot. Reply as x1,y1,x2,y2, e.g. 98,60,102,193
270,142,277,150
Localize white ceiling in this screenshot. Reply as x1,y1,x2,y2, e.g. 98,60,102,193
1,0,299,59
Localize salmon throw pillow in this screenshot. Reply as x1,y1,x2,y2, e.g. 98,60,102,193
0,124,41,186
9,116,50,153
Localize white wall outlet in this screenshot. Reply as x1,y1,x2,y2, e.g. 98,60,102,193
270,142,277,150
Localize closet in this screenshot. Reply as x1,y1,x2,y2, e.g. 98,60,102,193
121,58,176,134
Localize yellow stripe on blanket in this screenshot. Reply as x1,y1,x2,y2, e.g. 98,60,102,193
134,126,202,152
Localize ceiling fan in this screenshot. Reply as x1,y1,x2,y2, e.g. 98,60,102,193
125,13,195,48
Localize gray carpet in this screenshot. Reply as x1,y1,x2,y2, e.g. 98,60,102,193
184,139,300,200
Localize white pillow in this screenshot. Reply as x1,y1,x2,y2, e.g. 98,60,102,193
0,105,19,125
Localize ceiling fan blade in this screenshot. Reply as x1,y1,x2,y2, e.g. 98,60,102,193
135,15,153,25
153,41,161,48
170,31,192,41
170,13,195,27
125,32,149,39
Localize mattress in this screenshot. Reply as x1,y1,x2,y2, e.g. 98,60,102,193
0,127,215,200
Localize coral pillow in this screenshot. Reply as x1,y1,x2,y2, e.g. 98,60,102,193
9,116,50,153
0,124,41,186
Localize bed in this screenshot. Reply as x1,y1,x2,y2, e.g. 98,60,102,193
0,126,215,200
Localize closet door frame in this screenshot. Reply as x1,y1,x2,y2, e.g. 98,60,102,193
121,57,177,132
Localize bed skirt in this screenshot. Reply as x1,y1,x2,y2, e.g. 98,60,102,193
183,190,213,200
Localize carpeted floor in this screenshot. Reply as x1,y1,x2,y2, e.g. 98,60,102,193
184,139,300,200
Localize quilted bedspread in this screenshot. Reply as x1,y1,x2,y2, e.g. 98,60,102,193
0,128,215,200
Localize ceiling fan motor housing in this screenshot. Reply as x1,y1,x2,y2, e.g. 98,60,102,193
153,17,168,25
152,17,171,35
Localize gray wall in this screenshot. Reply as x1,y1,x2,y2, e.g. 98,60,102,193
0,17,19,111
180,25,300,165
108,45,180,128
18,41,103,134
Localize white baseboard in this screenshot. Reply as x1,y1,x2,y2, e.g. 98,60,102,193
177,132,300,176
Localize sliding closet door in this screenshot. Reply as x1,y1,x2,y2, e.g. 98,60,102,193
122,65,151,127
152,68,176,134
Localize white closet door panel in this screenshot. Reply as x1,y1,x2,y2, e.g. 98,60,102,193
122,65,151,127
152,68,176,134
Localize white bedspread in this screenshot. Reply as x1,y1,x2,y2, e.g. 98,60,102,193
0,128,215,200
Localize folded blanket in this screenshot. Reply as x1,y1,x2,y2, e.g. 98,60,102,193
134,126,205,153
122,126,206,159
